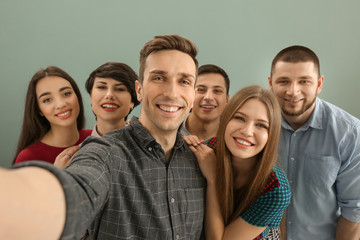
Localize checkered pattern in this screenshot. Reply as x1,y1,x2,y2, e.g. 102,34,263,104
20,117,206,240
204,138,290,240
204,137,217,150
242,165,291,239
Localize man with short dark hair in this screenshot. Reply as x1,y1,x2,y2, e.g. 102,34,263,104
0,34,206,240
181,64,229,140
268,45,360,239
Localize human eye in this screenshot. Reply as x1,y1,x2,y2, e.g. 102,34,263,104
233,114,245,121
197,87,205,93
181,79,191,86
153,76,164,81
41,97,52,103
256,123,268,129
116,86,127,92
63,91,73,97
214,89,224,94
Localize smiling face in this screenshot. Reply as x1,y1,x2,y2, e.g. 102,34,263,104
36,76,80,129
192,73,229,123
269,61,323,127
224,98,269,162
136,49,196,135
90,77,134,126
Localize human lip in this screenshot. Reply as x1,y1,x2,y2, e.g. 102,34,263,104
284,98,303,104
101,102,119,112
233,137,254,148
200,104,216,111
157,104,182,113
55,109,72,119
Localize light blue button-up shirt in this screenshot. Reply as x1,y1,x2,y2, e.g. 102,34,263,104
278,97,360,240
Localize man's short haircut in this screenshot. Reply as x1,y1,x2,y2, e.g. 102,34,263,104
138,35,198,83
271,45,320,77
198,64,230,95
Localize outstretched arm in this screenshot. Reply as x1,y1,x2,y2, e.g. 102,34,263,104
0,167,65,240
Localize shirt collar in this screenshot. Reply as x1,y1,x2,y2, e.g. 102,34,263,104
129,116,185,150
281,97,323,131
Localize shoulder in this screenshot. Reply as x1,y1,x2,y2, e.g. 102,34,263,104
319,99,360,129
79,129,93,140
204,137,217,150
260,165,291,207
15,142,46,163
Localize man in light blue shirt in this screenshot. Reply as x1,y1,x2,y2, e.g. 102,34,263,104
268,45,360,239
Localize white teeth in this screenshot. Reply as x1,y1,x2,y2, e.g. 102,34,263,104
159,105,180,112
57,111,70,117
287,99,300,103
235,139,251,146
201,105,216,109
102,104,118,109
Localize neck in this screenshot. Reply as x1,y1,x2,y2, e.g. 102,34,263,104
138,115,177,162
232,156,257,189
96,118,126,136
283,100,316,131
186,113,219,140
41,124,79,147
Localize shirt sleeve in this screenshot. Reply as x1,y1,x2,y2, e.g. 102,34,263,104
241,167,291,228
13,136,113,239
337,127,360,223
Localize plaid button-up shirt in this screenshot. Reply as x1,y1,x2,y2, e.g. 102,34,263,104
17,117,206,239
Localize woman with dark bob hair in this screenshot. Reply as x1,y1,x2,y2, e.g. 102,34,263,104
184,85,291,239
13,66,91,165
84,62,140,137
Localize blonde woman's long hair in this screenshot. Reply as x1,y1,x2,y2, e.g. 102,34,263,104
215,85,282,224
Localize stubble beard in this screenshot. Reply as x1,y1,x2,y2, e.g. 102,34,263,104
282,95,317,117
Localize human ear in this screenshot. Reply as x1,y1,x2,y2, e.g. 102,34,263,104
135,80,143,102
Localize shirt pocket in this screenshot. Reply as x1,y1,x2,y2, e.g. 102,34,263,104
304,153,340,190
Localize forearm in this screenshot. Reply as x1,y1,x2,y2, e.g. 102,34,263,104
336,215,360,240
0,167,66,240
205,181,225,240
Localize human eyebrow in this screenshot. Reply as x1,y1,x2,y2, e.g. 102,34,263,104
38,92,51,99
59,86,72,92
179,73,195,80
149,70,167,76
257,119,269,125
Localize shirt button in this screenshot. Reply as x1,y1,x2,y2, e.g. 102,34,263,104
170,198,175,203
290,157,295,161
176,234,180,239
148,147,152,151
293,133,296,137
288,221,292,224
289,180,293,184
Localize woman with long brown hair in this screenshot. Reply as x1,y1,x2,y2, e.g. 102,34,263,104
13,66,91,165
184,85,291,239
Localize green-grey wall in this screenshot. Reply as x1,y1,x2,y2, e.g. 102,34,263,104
1,0,359,167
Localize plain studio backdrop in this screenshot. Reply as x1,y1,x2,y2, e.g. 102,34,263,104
1,0,359,167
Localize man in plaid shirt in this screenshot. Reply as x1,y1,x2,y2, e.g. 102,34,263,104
0,34,206,240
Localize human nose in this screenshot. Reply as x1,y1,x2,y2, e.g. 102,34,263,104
286,82,300,96
105,89,115,100
241,123,254,137
55,97,67,109
163,80,179,99
203,90,213,100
